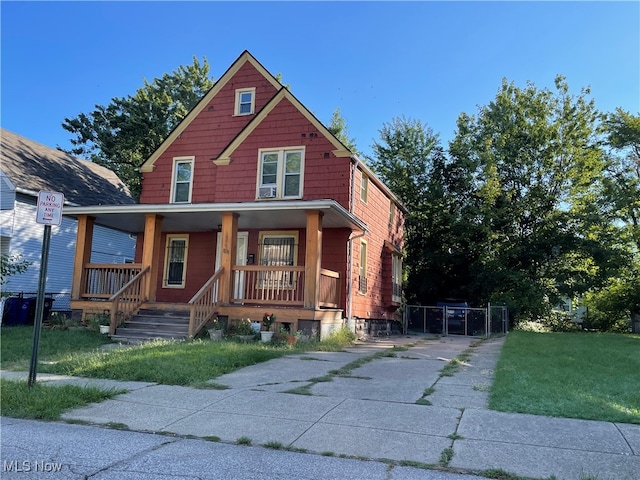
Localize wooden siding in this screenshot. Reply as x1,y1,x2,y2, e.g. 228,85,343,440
350,168,405,320
154,231,217,303
133,52,405,321
141,98,352,208
139,61,280,205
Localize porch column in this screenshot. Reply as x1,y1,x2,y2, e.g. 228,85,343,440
71,215,94,300
219,212,238,304
304,210,323,309
142,214,163,302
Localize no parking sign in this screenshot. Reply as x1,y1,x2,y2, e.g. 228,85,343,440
36,191,64,225
29,190,64,387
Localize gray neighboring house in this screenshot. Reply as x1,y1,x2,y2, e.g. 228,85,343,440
0,128,136,314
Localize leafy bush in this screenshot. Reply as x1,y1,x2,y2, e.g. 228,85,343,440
315,327,356,351
514,311,580,333
583,311,631,333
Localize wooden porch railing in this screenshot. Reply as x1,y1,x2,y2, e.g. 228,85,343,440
108,266,150,334
82,263,143,299
188,268,223,338
231,266,305,305
230,266,341,308
319,268,341,308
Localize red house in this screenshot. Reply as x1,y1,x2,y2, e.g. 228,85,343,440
64,51,405,340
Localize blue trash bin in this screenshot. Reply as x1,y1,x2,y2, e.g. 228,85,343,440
2,297,23,326
18,297,37,325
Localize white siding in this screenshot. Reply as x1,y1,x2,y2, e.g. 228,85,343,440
2,199,136,311
0,170,16,210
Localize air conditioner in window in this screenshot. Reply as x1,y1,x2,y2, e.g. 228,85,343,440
258,186,277,198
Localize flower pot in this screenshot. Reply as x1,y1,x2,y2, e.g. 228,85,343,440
251,322,261,334
286,335,298,345
260,331,274,343
99,325,110,335
208,328,223,340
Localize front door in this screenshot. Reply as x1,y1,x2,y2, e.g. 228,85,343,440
215,232,248,300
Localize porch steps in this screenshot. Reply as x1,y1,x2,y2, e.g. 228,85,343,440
111,308,192,343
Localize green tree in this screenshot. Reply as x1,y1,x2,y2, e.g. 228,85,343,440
327,107,358,153
585,108,640,330
370,116,450,303
448,76,611,318
0,254,31,288
61,57,214,198
601,108,640,250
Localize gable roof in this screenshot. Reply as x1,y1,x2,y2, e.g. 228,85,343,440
140,50,283,173
0,129,135,206
214,87,351,165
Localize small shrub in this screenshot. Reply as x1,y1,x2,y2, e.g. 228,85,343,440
324,327,356,344
514,311,581,333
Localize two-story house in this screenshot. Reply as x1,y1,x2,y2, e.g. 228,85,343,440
63,51,405,340
0,129,136,318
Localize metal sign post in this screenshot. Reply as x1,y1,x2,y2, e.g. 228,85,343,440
28,191,64,388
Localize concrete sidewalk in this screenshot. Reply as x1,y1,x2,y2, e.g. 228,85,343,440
2,335,639,479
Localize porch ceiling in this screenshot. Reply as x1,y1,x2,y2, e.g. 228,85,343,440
62,199,368,234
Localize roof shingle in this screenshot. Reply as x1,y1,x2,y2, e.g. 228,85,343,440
0,129,135,206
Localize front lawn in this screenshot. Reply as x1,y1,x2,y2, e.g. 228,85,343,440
1,325,112,370
1,325,353,386
490,331,640,424
0,379,124,420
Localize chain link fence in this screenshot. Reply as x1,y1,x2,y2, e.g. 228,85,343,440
405,304,508,337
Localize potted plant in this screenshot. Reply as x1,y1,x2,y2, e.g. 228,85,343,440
207,318,224,340
260,312,275,342
97,315,110,334
234,319,255,341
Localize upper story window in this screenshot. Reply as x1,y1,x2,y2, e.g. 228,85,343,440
360,173,369,203
171,156,194,203
235,87,255,115
257,147,304,199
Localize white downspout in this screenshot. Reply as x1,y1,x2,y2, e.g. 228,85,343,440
346,155,366,332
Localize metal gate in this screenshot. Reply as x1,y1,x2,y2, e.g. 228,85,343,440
405,304,508,337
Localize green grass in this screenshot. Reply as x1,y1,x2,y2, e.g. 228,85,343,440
1,326,112,369
1,326,354,386
36,339,292,385
0,378,124,420
490,331,640,424
0,325,357,420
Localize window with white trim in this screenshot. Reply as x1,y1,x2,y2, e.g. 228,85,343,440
170,157,194,203
235,87,255,115
392,253,402,302
257,148,304,199
361,173,369,203
359,240,368,294
164,235,188,288
258,231,298,288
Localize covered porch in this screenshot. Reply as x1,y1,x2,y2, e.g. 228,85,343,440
63,200,367,339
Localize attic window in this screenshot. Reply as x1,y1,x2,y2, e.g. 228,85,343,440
235,88,255,115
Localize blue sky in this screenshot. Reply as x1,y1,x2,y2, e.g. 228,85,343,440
2,1,638,159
